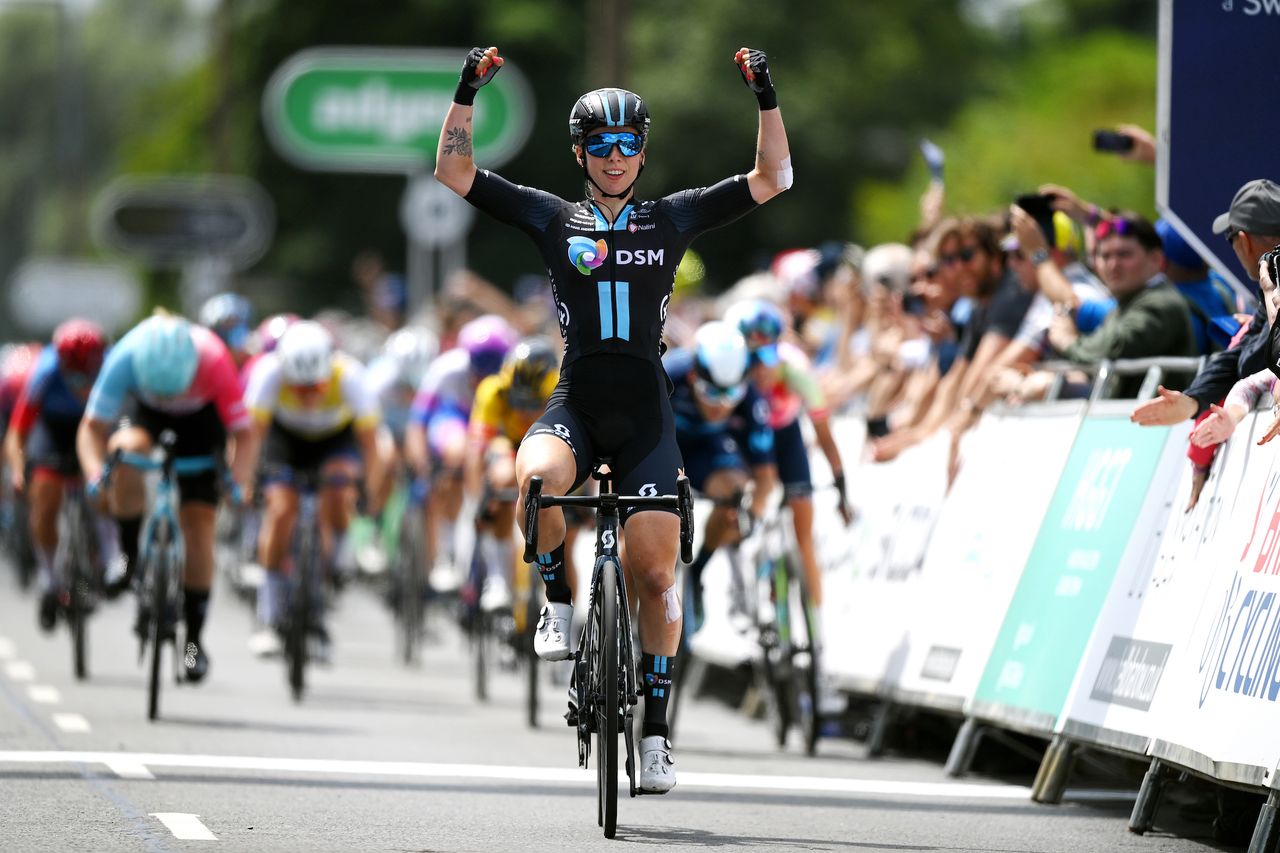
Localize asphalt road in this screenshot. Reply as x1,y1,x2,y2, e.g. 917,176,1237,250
0,559,1235,853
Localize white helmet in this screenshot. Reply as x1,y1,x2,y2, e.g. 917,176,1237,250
277,320,334,385
383,326,437,389
693,320,749,396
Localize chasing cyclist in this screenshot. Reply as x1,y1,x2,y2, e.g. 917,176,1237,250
4,320,111,631
725,299,852,643
464,336,564,612
76,313,254,682
404,314,516,587
242,320,385,661
435,43,791,793
663,320,776,630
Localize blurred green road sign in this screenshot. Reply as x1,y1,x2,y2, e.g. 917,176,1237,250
263,48,534,173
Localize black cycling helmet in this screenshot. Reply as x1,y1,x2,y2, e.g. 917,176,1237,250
502,336,561,410
569,88,651,147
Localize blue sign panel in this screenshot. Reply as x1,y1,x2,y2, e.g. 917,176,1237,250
1158,0,1280,297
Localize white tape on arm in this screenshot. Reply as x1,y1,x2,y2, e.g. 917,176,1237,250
776,156,793,190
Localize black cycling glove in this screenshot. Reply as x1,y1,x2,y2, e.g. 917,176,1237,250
737,48,777,111
454,47,501,106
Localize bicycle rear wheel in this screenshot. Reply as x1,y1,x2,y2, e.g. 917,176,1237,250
597,562,620,839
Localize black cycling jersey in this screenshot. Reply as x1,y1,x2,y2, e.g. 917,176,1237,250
467,168,758,512
465,168,757,371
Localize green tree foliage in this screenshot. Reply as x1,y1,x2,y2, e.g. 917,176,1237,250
0,0,1163,321
852,31,1156,246
629,0,993,288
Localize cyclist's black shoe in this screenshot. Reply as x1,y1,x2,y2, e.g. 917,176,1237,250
38,590,58,632
183,642,210,683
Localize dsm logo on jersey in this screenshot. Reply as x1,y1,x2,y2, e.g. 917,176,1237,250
616,248,664,266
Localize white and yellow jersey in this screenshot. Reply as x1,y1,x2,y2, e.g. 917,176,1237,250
243,351,380,439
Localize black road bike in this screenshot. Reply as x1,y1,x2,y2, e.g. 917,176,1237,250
523,460,693,840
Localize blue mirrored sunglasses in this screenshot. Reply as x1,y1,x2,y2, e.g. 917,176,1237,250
584,131,643,158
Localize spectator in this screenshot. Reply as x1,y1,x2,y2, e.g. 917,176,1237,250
1040,211,1197,399
1155,218,1240,355
1131,178,1280,428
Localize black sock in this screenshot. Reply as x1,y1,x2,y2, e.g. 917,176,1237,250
118,517,142,571
183,587,210,647
641,652,676,739
686,546,712,615
866,415,890,438
535,543,572,604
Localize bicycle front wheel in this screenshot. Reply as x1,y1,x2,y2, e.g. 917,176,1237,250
398,512,424,666
597,562,620,839
288,523,317,703
147,548,169,722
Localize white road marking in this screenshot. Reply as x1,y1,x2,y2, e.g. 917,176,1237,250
5,661,35,682
106,760,155,780
26,685,61,704
151,813,217,841
0,636,15,659
0,750,1129,801
50,714,91,733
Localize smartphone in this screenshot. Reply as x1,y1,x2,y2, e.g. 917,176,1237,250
1093,129,1134,153
919,138,945,182
1014,193,1057,244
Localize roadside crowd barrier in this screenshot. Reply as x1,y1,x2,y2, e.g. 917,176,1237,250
687,356,1280,849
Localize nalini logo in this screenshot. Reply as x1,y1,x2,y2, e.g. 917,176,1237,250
567,236,608,275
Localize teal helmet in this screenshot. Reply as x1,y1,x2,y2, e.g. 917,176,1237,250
132,315,198,397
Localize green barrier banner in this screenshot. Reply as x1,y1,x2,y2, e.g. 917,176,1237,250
973,416,1173,726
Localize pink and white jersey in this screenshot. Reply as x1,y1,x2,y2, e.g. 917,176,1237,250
759,342,829,430
86,323,249,432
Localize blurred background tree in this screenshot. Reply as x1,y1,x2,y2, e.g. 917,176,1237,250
0,0,1158,327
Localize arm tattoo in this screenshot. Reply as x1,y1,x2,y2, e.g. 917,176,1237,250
756,148,767,168
443,126,473,157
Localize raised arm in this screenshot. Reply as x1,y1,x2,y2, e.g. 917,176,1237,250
435,46,504,198
736,48,791,205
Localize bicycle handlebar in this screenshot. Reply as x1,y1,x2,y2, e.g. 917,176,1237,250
522,473,694,565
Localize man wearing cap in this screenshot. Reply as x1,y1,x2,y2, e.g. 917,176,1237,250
1131,178,1280,427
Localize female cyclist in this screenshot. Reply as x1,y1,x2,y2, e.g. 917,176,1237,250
435,44,791,794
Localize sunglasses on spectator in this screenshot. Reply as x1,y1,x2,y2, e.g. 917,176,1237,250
939,247,977,266
584,131,643,158
290,381,327,394
1094,217,1137,240
909,266,938,283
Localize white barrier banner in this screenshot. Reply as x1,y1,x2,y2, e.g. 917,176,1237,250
823,429,951,693
1145,411,1280,785
891,404,1083,711
1054,415,1196,754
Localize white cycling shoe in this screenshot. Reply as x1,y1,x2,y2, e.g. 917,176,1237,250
639,736,676,794
534,602,574,661
479,575,513,614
